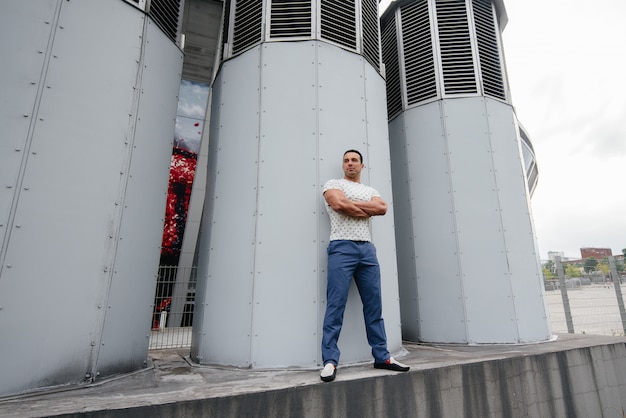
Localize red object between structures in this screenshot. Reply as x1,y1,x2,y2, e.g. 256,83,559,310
160,147,197,258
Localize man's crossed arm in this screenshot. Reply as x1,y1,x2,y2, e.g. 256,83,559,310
324,189,387,218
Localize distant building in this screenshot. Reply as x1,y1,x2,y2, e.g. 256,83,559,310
548,251,565,262
581,248,612,259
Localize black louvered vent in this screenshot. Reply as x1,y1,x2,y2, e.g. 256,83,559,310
381,17,402,119
361,0,380,69
401,1,437,105
148,0,182,42
232,0,263,54
435,0,477,95
320,0,357,50
472,0,505,100
270,0,312,38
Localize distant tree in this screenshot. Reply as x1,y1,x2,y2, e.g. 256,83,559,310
597,258,609,276
549,260,584,278
542,260,555,278
565,264,581,278
607,254,625,273
584,257,598,273
542,266,555,280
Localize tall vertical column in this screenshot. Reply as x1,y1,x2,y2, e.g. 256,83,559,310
381,0,551,344
0,0,183,396
191,0,404,368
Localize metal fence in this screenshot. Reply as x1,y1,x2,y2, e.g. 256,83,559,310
148,256,626,350
545,256,626,337
149,265,196,350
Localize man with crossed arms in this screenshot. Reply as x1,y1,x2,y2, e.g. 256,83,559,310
320,149,409,382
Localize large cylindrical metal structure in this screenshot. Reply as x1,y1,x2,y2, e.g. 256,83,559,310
191,0,404,368
0,0,183,396
381,0,551,344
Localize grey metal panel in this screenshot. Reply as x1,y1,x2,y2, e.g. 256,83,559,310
96,18,184,376
189,83,219,360
1,3,141,396
317,42,403,364
193,40,403,368
388,113,421,340
192,48,262,367
317,41,378,365
252,42,319,368
0,0,158,396
317,42,376,365
400,103,467,343
363,62,404,355
0,0,58,269
485,99,551,342
392,96,550,345
443,97,518,343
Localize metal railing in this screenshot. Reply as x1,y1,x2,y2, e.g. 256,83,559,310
149,265,196,350
546,256,626,336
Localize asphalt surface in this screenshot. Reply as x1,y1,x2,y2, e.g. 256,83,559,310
1,333,625,417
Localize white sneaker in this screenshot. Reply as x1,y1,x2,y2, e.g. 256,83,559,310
320,363,337,382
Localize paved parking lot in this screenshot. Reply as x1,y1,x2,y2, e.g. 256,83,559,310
545,284,626,336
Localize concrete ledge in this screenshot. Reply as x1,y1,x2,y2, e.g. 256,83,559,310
2,334,625,417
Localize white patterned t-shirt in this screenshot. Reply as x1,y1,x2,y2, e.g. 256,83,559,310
323,178,381,242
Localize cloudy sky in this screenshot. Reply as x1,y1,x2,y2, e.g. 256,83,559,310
174,79,209,154
381,0,626,260
501,0,626,259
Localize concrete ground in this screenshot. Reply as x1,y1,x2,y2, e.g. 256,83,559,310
1,333,625,417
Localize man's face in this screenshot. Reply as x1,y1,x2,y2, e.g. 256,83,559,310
343,152,363,179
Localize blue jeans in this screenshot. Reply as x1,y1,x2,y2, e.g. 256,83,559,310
321,240,389,365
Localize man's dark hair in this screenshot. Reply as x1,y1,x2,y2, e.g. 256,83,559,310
343,149,363,163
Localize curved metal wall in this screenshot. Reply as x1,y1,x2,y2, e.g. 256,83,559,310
222,0,382,70
383,0,551,344
191,38,403,367
0,0,183,396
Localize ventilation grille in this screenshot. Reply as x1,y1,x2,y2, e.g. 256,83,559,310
472,0,505,100
270,0,312,38
223,0,380,73
361,0,380,69
401,1,437,105
232,0,263,54
435,0,477,95
320,0,357,50
148,0,182,42
381,17,403,119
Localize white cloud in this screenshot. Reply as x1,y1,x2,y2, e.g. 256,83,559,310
177,103,207,119
177,80,210,119
504,0,626,258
